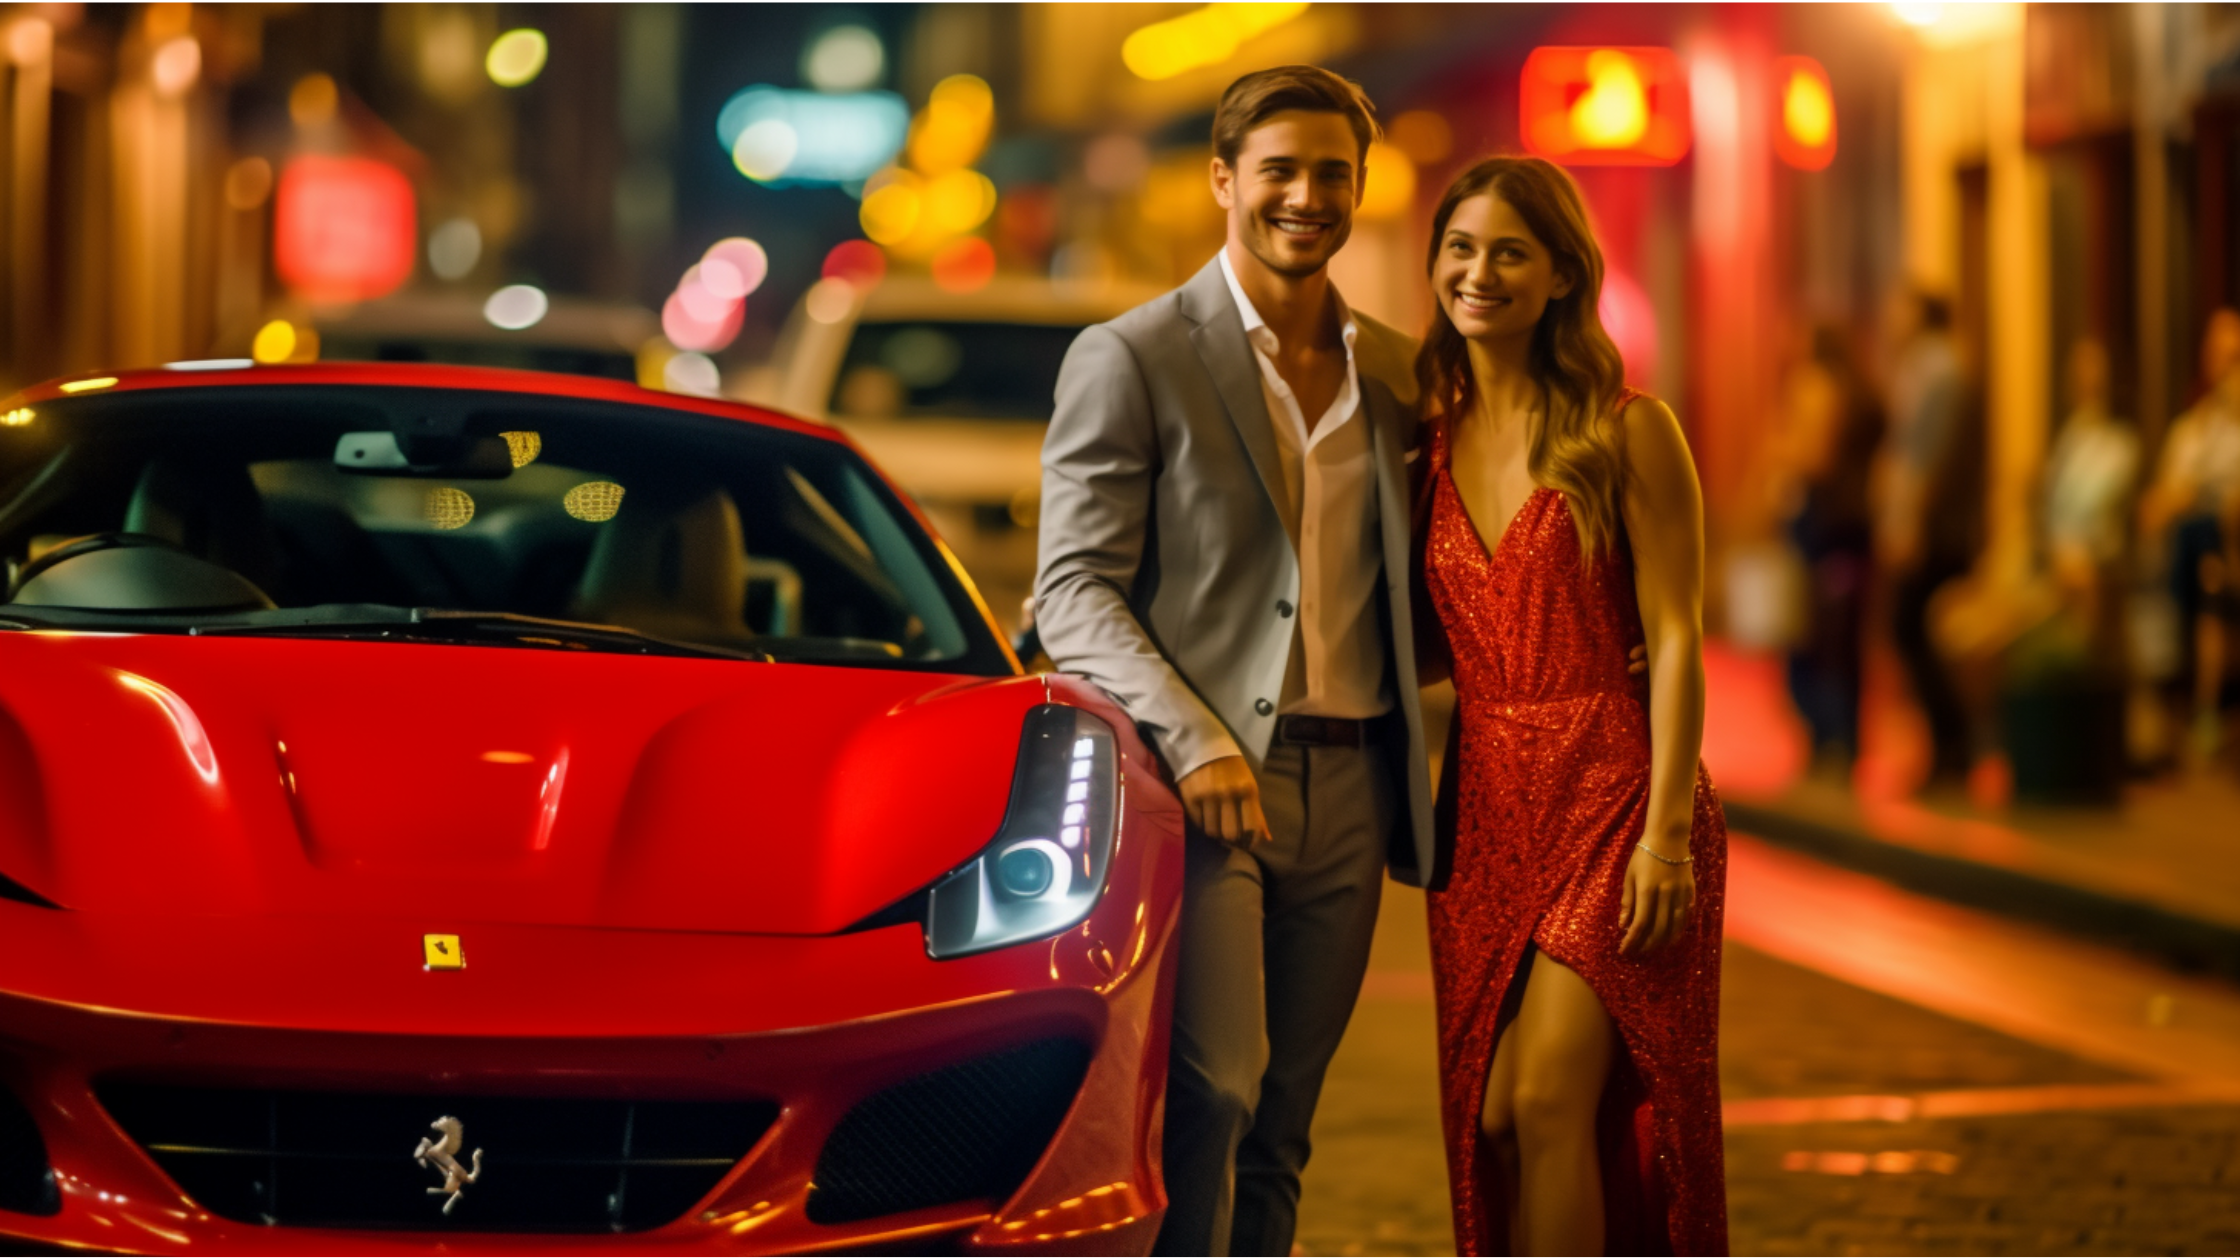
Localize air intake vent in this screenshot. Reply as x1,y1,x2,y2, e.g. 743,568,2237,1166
98,1084,775,1232
807,1038,1090,1225
0,1085,58,1216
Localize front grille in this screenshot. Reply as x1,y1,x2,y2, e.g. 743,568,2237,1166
807,1038,1090,1225
98,1084,776,1233
0,1084,58,1216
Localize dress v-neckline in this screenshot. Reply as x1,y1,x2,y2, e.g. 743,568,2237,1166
1443,465,1551,567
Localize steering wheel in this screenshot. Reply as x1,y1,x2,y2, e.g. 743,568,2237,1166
9,532,186,599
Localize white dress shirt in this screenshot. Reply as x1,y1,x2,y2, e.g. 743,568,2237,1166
1218,250,1392,723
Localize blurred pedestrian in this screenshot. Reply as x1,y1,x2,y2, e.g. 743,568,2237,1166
1033,67,1436,1257
2041,336,2139,657
1877,289,1983,785
1780,325,1885,771
1411,156,1727,1255
2141,308,2240,761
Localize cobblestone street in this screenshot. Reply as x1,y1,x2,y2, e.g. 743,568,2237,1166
1294,837,2240,1255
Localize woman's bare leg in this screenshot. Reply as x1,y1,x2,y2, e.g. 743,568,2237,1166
1479,1005,1524,1253
1478,954,1616,1255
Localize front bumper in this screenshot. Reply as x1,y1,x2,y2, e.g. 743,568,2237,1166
0,817,1183,1254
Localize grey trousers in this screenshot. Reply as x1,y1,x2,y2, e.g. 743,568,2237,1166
1153,742,1394,1257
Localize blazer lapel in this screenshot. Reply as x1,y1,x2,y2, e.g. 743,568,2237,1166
1179,259,1296,546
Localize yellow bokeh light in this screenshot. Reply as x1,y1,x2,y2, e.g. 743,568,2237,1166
860,181,923,245
1121,3,1308,82
486,28,548,88
923,169,997,235
1785,69,1834,149
252,320,294,363
1571,50,1650,149
58,377,118,393
424,487,476,530
908,74,994,176
1357,141,1416,220
804,278,857,325
500,430,542,468
563,481,625,523
288,73,337,128
1,408,34,427
1389,110,1453,165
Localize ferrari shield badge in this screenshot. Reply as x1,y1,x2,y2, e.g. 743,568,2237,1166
414,1115,483,1215
422,933,464,971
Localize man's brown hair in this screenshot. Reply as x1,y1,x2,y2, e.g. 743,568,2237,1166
1210,65,1380,167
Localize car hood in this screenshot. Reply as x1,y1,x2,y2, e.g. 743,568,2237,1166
0,631,1040,934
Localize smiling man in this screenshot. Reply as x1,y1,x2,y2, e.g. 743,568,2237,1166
1034,67,1435,1256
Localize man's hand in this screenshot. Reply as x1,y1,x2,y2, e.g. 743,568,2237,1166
1176,755,1270,848
1629,643,1648,676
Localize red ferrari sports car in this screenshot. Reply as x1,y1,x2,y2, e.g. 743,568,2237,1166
0,361,1185,1254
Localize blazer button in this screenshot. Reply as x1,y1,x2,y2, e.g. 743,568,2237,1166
1254,698,1274,716
1276,599,1295,618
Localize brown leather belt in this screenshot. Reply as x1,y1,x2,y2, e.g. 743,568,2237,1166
1273,714,1378,748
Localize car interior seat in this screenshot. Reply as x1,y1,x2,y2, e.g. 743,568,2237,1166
123,458,282,593
571,483,752,645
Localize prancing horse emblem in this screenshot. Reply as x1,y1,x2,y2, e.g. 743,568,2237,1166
413,1115,483,1215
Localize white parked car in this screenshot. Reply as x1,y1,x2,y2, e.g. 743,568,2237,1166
740,275,1162,625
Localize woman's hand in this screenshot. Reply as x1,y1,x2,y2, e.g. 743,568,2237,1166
1619,837,1696,955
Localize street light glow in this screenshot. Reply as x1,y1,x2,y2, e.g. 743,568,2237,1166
803,25,885,93
483,284,550,330
486,28,548,88
1122,4,1309,82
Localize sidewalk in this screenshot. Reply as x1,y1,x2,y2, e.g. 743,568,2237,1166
1701,642,2240,979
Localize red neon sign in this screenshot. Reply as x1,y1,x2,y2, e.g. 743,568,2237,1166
1775,56,1837,171
274,156,417,304
1520,46,1690,167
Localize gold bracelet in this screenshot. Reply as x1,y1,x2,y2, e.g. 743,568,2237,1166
1635,842,1692,866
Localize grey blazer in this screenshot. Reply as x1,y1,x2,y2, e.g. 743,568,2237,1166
1033,257,1438,886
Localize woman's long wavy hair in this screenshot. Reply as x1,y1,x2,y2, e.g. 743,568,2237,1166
1415,156,1629,558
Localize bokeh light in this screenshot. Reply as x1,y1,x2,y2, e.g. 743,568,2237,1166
5,17,52,68
732,118,799,182
662,352,722,397
223,157,273,210
930,237,996,294
803,25,884,92
804,277,858,325
252,320,308,364
860,180,922,244
274,155,416,303
0,408,33,427
823,240,888,288
1389,110,1454,164
485,28,548,88
1357,141,1417,220
1084,134,1151,193
151,36,200,97
483,284,550,330
1121,3,1308,82
676,267,735,323
907,74,994,176
661,289,744,352
717,87,908,185
288,73,337,128
924,169,998,235
1572,50,1650,148
700,237,769,299
1776,56,1838,170
428,217,482,280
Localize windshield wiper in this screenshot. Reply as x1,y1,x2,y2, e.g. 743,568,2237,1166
190,608,771,663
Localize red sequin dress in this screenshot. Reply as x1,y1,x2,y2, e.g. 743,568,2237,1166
1420,405,1729,1255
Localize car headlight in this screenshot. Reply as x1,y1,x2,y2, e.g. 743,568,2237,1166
924,704,1118,959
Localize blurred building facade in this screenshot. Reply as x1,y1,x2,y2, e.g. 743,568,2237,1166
3,2,2239,629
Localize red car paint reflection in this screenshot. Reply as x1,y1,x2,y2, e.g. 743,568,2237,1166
0,362,1186,1254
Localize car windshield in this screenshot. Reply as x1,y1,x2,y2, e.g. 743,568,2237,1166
318,335,640,383
0,384,1011,674
831,320,1083,421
